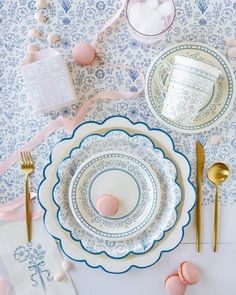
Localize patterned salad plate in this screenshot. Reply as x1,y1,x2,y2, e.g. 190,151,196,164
69,150,161,241
38,116,195,274
145,42,236,133
53,130,181,259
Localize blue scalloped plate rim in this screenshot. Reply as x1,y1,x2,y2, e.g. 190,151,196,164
52,129,182,259
38,115,196,274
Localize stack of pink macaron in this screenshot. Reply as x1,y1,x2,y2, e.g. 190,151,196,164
165,261,200,295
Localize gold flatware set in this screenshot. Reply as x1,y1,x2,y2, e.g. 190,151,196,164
207,162,229,252
20,151,35,242
196,141,230,252
196,141,205,253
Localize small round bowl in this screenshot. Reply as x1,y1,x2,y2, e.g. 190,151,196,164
126,0,176,44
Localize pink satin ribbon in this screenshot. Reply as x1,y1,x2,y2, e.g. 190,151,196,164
0,77,144,175
226,39,236,57
92,0,127,46
0,193,43,221
226,39,236,47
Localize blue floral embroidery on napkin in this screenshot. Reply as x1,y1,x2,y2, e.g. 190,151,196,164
14,243,53,294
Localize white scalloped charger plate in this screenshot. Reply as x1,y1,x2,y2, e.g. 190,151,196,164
38,116,195,274
54,130,181,259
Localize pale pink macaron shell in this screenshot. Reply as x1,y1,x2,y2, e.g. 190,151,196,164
178,261,200,285
96,194,118,217
72,43,96,66
165,273,187,295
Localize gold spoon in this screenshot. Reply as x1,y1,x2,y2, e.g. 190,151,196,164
207,162,230,252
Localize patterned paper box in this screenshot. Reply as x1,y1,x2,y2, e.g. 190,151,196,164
21,49,77,113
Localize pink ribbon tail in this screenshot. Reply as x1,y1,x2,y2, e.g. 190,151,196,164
0,118,64,174
0,210,43,221
92,0,127,46
0,192,43,222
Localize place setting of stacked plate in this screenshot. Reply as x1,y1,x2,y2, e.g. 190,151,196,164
38,115,196,274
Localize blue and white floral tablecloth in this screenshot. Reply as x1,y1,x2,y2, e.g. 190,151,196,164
0,0,236,294
1,0,235,207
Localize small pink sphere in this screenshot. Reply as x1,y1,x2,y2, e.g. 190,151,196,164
72,43,96,66
28,28,41,39
54,271,65,282
35,0,48,9
178,261,200,285
165,273,187,295
27,44,39,53
34,12,46,23
96,194,118,217
0,278,7,295
210,135,221,145
47,32,60,44
61,259,73,271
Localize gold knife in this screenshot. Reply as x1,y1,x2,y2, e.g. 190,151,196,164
196,141,205,252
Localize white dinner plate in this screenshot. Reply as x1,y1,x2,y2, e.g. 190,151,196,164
53,130,181,258
38,116,195,274
69,151,160,240
145,42,235,133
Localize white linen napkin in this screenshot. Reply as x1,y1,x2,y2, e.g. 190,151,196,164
0,219,78,295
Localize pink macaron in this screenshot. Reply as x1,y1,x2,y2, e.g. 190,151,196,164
165,273,187,295
178,261,200,285
72,43,96,66
96,194,118,217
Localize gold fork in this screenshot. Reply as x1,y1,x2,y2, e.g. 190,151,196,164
20,151,35,242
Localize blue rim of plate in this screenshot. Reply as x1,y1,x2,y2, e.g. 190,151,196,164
69,151,158,239
38,115,196,274
146,43,235,132
52,129,182,259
